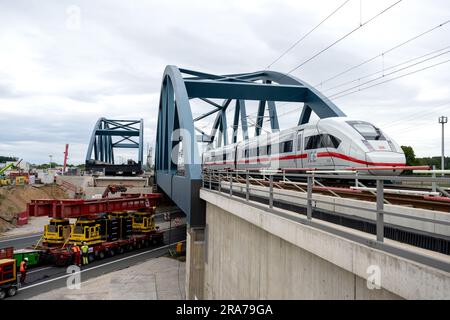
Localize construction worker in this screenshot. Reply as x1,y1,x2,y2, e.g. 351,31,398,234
81,242,89,266
19,257,29,285
72,243,81,267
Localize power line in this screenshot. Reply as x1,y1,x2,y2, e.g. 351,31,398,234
323,45,450,93
266,0,351,69
316,19,450,87
278,0,403,81
275,53,450,119
331,58,450,100
380,102,450,129
328,50,450,98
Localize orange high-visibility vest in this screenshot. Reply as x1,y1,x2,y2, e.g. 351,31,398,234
20,261,27,272
72,246,80,253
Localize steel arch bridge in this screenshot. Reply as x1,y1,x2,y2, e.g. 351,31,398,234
86,118,144,175
155,65,345,226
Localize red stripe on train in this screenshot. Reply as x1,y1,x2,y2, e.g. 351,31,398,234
316,152,405,167
205,152,404,167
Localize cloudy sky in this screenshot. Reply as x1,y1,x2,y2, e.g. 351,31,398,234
0,0,449,165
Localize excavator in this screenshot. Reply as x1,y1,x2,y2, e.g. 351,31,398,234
0,159,22,186
102,184,129,198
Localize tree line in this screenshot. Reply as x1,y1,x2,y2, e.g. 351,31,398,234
401,146,449,169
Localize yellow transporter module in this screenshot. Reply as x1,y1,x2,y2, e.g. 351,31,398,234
132,210,155,233
69,218,103,246
44,219,72,246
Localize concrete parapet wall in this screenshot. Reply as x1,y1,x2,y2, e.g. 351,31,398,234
200,189,450,299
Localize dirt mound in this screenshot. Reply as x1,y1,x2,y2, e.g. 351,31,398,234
0,184,69,232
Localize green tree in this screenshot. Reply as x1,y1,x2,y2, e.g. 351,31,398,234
401,146,417,166
0,156,18,163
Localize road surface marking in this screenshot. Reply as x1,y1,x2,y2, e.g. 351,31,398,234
19,241,186,291
28,266,54,274
0,234,40,243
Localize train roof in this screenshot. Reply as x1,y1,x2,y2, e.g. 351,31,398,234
203,116,381,153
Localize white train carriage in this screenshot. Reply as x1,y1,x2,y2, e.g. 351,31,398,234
203,143,236,171
202,117,406,175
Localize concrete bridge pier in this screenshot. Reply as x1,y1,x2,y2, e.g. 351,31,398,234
186,226,205,300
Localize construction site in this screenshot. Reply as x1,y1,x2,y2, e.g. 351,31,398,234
0,117,187,300
2,1,450,309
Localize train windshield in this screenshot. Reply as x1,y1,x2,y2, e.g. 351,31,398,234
347,121,385,140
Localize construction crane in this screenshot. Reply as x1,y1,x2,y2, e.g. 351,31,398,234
0,159,22,186
63,144,69,175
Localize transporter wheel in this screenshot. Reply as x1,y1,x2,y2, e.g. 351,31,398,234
143,240,149,247
98,251,105,260
136,242,142,250
117,247,124,254
0,289,6,300
88,255,95,263
108,249,115,257
7,286,17,297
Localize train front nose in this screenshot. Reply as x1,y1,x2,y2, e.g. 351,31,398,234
365,152,406,175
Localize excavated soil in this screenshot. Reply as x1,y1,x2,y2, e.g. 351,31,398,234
0,184,69,232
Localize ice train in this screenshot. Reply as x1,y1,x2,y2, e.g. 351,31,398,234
202,117,406,175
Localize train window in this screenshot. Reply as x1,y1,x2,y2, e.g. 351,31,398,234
279,140,293,153
305,134,341,149
305,135,320,150
322,135,341,149
260,145,266,156
347,121,385,140
223,153,226,161
267,145,271,155
244,149,249,158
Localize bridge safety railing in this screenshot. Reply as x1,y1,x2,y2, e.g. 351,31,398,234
201,168,450,247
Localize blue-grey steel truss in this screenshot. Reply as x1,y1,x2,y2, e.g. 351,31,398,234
155,66,345,226
86,118,144,166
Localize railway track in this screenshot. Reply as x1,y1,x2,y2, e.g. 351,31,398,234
204,180,450,255
212,175,450,212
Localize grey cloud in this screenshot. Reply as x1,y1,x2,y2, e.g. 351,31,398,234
0,0,449,163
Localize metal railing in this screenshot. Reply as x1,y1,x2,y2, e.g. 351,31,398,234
202,168,450,245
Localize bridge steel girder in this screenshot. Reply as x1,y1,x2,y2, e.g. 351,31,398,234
155,66,345,226
86,118,144,174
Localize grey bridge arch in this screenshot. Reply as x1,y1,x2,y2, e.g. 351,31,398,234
155,65,345,226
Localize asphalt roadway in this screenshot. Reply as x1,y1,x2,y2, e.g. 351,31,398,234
0,234,42,250
8,225,187,300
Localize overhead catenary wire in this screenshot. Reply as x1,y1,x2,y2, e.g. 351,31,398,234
380,102,450,129
316,19,450,87
278,0,403,81
266,0,351,69
275,52,450,120
323,45,450,93
330,58,450,100
328,50,450,98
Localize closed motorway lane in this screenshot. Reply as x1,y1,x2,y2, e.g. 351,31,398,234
8,226,186,300
0,234,42,249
